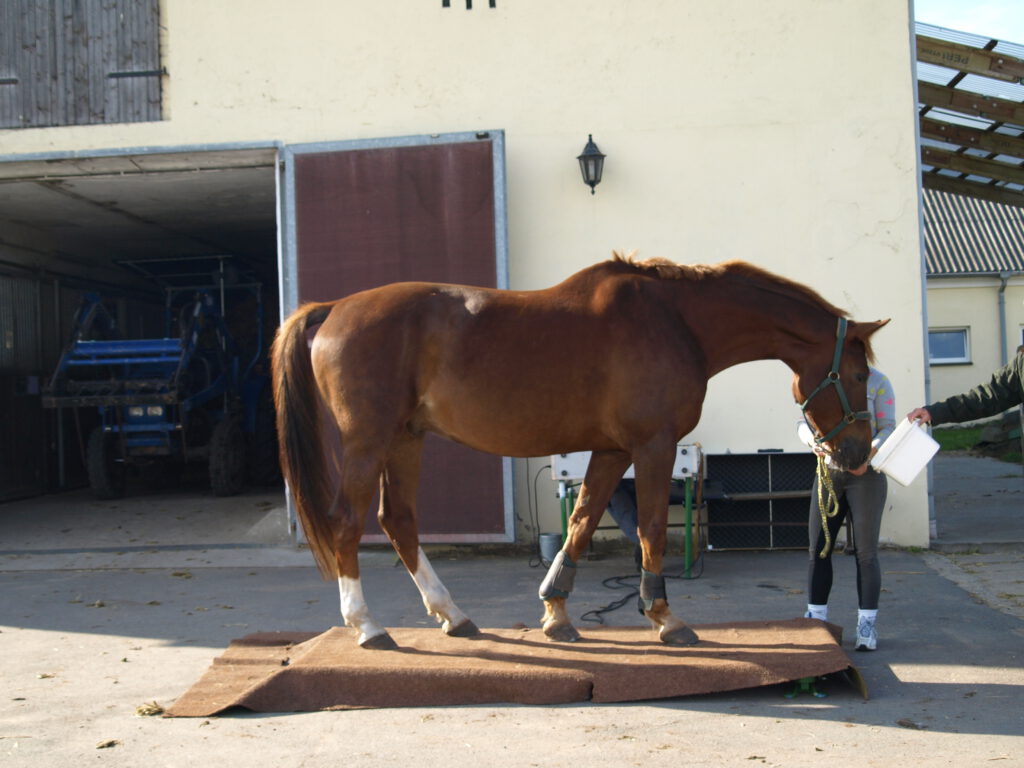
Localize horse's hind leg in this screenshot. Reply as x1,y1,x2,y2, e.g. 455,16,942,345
379,432,478,638
540,449,631,642
333,449,395,649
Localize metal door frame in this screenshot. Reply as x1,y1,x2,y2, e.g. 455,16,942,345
279,130,513,543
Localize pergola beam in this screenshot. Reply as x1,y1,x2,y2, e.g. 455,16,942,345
922,173,1024,209
920,117,1024,161
916,35,1024,84
918,81,1024,126
921,146,1024,185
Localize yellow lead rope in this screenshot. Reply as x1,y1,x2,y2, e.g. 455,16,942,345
815,453,841,559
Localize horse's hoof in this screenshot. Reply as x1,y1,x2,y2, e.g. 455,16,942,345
359,631,398,650
446,618,480,637
543,623,581,643
660,625,699,646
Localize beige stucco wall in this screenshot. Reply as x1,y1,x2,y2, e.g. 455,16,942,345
1,0,930,545
926,277,1024,406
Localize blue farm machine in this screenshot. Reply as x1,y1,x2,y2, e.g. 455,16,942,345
42,256,278,499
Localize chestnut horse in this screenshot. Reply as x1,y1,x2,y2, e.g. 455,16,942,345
272,253,887,649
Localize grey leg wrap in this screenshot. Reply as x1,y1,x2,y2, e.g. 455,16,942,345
638,568,667,613
538,551,577,600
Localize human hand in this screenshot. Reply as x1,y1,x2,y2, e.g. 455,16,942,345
906,407,932,424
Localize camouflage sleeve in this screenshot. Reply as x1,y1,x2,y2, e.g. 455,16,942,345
927,354,1024,426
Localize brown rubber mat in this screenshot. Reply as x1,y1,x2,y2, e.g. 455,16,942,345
167,619,864,716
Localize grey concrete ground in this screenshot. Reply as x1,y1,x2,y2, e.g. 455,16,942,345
930,452,1024,553
1,454,1022,768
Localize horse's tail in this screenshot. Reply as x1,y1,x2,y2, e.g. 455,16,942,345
271,301,339,578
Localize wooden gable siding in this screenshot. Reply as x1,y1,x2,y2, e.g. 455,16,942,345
0,0,161,129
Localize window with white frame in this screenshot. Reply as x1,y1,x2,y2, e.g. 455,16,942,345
928,328,970,364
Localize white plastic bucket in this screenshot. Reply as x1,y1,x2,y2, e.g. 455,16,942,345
870,418,940,486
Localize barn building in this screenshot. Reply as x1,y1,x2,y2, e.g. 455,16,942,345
2,3,1021,550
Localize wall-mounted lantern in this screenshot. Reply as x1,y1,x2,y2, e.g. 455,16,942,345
576,134,605,194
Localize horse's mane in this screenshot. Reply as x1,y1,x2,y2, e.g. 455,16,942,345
609,251,874,361
610,251,849,319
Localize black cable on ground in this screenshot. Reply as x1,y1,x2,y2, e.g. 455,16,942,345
580,549,706,624
527,462,552,568
579,573,640,624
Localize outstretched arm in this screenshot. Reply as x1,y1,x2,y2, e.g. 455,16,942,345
906,406,932,424
908,356,1023,427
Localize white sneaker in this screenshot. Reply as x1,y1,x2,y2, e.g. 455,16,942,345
855,617,877,651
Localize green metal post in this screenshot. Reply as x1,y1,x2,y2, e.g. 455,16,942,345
563,485,574,540
684,476,693,578
557,481,568,544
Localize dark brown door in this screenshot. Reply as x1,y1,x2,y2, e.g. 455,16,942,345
286,133,509,541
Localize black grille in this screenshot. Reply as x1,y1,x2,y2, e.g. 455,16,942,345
770,453,817,492
705,453,815,551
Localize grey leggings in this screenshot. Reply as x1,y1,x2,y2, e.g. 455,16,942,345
807,467,888,610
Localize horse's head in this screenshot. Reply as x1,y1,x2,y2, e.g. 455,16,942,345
793,317,889,471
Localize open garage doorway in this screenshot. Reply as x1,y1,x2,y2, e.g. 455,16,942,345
0,145,282,526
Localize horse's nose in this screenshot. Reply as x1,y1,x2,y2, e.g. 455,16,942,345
831,436,870,472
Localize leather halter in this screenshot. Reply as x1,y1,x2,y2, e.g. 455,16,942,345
799,317,870,445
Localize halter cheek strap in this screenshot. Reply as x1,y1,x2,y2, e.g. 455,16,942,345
799,317,871,445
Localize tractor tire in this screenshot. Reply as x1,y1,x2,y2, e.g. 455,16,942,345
209,417,246,496
247,389,281,486
87,427,125,500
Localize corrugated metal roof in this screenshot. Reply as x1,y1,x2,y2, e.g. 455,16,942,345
923,187,1024,275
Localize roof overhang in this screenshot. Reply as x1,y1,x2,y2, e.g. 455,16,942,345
916,23,1024,209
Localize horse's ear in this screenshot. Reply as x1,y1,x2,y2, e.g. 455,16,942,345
850,318,890,340
849,319,889,363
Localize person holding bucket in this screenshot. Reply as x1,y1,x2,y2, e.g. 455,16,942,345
907,348,1024,427
798,366,896,652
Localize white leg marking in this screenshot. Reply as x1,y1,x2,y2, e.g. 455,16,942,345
337,576,387,645
411,547,469,631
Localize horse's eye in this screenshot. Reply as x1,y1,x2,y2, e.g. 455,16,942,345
855,373,868,383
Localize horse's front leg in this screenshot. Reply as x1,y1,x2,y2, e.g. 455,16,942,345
635,443,699,646
540,450,631,642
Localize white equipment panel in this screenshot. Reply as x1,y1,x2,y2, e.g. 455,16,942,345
551,444,701,482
